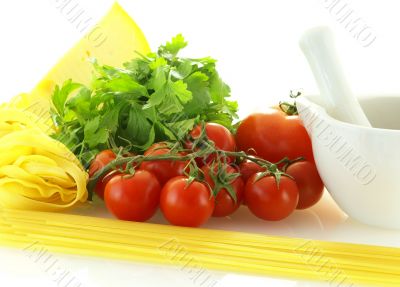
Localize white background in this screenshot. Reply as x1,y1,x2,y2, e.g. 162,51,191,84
1,1,400,287
2,0,400,115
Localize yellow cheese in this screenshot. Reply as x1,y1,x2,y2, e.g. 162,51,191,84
13,2,150,117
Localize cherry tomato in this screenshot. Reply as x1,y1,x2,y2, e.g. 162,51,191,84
141,143,188,185
236,109,314,163
160,176,215,227
239,160,264,183
89,150,117,199
286,161,324,209
104,170,161,222
245,174,299,221
186,123,236,166
201,164,244,217
145,142,169,154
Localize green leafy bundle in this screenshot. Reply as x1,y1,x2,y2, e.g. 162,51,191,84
50,34,238,167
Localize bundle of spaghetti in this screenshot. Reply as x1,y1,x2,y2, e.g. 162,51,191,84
0,208,399,286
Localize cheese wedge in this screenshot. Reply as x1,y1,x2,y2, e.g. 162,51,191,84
11,2,150,118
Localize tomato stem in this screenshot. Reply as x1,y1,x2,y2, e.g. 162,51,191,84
87,147,282,197
87,122,302,200
278,90,301,116
280,156,305,171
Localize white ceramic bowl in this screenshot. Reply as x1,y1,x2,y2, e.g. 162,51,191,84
297,94,400,230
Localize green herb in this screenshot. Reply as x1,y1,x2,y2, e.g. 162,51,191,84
50,34,238,167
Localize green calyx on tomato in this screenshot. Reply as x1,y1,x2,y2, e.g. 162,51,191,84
278,90,302,116
88,140,283,201
201,162,244,217
201,161,241,201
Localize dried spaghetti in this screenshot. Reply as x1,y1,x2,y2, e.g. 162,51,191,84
0,208,399,286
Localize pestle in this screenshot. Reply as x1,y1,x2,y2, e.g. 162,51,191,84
299,26,371,127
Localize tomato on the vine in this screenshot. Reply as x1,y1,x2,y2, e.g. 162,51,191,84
236,108,314,163
239,160,264,183
245,174,299,221
141,143,188,185
186,123,236,166
89,149,117,199
104,170,161,222
160,176,215,227
286,161,324,209
201,164,244,217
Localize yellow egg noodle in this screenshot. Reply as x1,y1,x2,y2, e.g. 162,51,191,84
0,107,50,136
0,107,88,211
0,208,399,286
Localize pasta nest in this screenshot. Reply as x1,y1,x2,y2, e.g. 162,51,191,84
0,107,88,211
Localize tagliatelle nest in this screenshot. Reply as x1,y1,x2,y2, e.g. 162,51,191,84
0,107,88,211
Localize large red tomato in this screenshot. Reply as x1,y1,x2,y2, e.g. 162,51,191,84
236,109,313,163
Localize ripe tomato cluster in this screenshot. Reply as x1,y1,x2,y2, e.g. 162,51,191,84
89,110,324,228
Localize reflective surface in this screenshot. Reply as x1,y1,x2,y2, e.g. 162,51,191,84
72,190,400,248
0,246,365,287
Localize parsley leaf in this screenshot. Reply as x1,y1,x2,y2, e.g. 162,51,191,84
52,79,81,117
50,34,238,167
158,34,188,60
84,116,109,148
184,71,210,115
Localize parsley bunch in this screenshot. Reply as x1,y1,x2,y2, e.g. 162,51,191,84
50,34,238,167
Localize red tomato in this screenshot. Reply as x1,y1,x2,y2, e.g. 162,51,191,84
201,164,244,217
89,150,117,199
145,142,168,154
104,170,161,222
186,123,236,166
239,160,264,183
245,174,299,221
286,161,324,209
141,143,188,185
236,109,314,163
160,176,215,227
